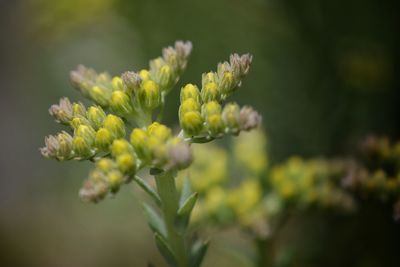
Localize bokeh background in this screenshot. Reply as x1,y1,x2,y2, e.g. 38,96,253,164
0,0,399,266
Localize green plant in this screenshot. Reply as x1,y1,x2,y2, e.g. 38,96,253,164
40,41,261,267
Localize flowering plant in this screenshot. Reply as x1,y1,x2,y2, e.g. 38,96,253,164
40,41,261,267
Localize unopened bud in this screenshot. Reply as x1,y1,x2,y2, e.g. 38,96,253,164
70,116,91,130
116,153,136,174
111,76,124,91
79,174,108,202
103,114,125,138
230,53,253,78
86,106,106,130
108,170,124,193
95,128,113,151
157,65,173,89
75,125,96,145
139,69,151,81
206,114,225,135
48,98,73,124
167,139,193,170
202,72,218,86
179,98,200,118
73,136,93,157
222,103,240,130
130,128,149,158
219,71,235,95
90,86,110,107
180,84,200,102
147,122,171,141
122,71,142,95
56,131,74,159
201,101,221,118
239,106,262,131
72,102,87,117
111,139,132,157
180,111,204,136
97,159,115,173
110,91,133,116
201,82,219,102
138,80,161,110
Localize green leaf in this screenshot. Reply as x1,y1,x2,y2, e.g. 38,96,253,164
180,177,192,206
142,203,167,238
154,232,178,267
189,239,209,267
178,192,198,217
133,175,161,206
176,192,198,233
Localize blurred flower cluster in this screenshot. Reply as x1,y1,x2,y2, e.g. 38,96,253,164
342,135,400,219
184,130,354,238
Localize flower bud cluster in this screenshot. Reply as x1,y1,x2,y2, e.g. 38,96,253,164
270,157,354,210
42,100,126,160
42,41,261,206
341,136,400,218
178,59,261,138
130,122,192,171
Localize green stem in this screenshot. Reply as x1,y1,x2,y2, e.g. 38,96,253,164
155,171,188,267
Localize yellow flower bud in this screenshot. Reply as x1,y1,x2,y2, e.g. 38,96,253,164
70,117,90,130
138,80,161,110
96,158,115,173
222,103,240,130
116,153,136,174
111,139,132,157
72,136,93,157
108,170,123,193
86,106,106,130
139,69,151,81
75,125,96,145
110,91,133,115
95,128,113,151
180,83,200,102
219,71,235,95
90,86,110,107
56,131,74,160
111,76,124,91
72,102,86,117
202,72,218,85
206,114,224,135
180,111,203,136
179,98,200,118
201,82,219,102
147,122,172,141
201,101,221,118
157,65,172,89
130,128,149,159
103,114,125,138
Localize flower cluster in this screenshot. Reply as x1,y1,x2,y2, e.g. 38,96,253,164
183,130,354,238
41,41,261,203
178,54,261,140
270,157,354,210
342,135,400,219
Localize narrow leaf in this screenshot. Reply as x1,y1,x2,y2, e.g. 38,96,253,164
142,203,167,237
134,175,161,206
180,177,192,206
178,192,198,217
190,239,209,267
154,232,178,267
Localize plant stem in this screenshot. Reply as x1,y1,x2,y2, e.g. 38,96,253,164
155,171,188,267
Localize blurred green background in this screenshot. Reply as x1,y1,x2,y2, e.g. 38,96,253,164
0,0,399,266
